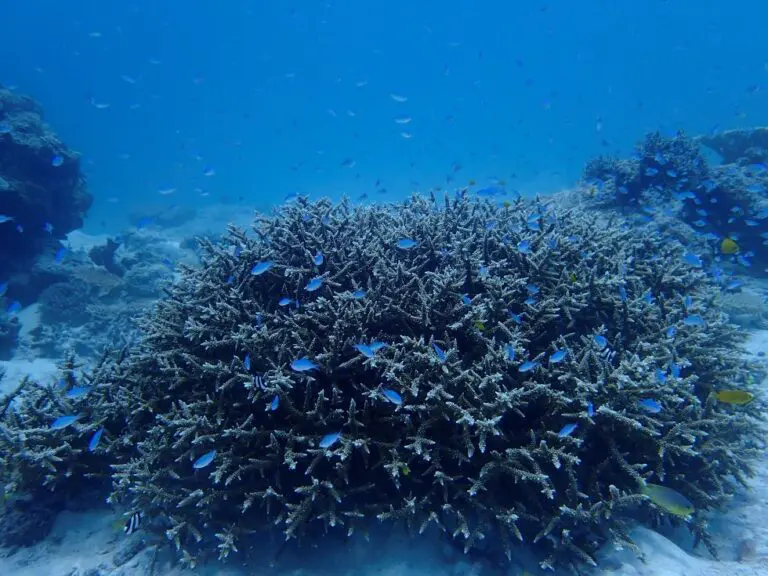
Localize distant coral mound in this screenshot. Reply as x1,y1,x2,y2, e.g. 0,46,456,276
0,84,92,279
0,195,762,570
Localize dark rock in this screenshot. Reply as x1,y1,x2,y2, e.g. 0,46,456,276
88,239,124,278
0,84,93,283
0,494,60,547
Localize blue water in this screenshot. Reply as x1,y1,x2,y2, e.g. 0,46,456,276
2,0,766,232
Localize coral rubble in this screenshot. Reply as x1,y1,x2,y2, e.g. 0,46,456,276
0,84,92,284
0,194,763,571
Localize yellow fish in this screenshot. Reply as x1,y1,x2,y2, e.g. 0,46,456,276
401,464,410,476
502,200,512,208
473,320,486,331
721,237,739,254
468,179,476,186
643,483,694,517
715,389,754,405
569,272,577,283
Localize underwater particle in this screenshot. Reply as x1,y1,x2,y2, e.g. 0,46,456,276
291,357,319,372
243,354,251,371
88,427,104,452
352,289,366,299
355,343,376,358
721,237,740,254
51,154,64,167
268,394,279,411
193,450,216,469
250,260,274,275
714,389,754,405
382,389,402,405
517,239,531,254
65,386,90,400
518,360,539,373
304,276,323,292
319,432,341,449
558,423,578,438
432,342,447,362
642,483,694,517
396,238,417,249
549,349,567,363
639,398,662,414
50,415,79,430
124,511,142,535
313,251,324,266
682,252,702,267
593,334,608,349
683,314,706,327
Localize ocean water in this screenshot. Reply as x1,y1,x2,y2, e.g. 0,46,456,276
1,0,766,232
2,1,768,575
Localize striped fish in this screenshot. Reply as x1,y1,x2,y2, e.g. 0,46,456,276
124,511,142,535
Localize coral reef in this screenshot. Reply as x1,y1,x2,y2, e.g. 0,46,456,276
0,194,763,571
0,83,92,284
583,129,768,273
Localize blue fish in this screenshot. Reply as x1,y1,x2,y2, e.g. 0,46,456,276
517,240,531,254
66,386,90,400
0,122,11,134
269,395,279,411
666,326,677,338
226,274,235,285
504,344,516,361
51,155,64,167
670,363,681,378
518,360,539,373
382,389,402,405
558,423,578,438
682,252,702,267
396,238,417,249
461,294,472,305
432,342,446,362
586,402,594,417
313,252,324,266
655,368,667,384
88,427,104,452
618,286,627,301
50,415,79,430
639,399,662,413
593,334,608,349
54,247,67,263
526,284,540,295
304,277,323,292
549,349,567,363
278,297,294,306
6,301,21,314
369,341,388,352
243,354,251,371
291,357,319,372
683,314,706,327
352,289,367,299
355,344,376,358
319,432,341,449
251,261,274,275
193,450,216,469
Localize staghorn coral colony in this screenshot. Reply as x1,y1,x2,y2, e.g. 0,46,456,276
0,192,764,571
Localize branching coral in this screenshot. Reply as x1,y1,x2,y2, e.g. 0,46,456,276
0,194,763,570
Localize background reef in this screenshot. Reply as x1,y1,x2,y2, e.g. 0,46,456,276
0,193,763,572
